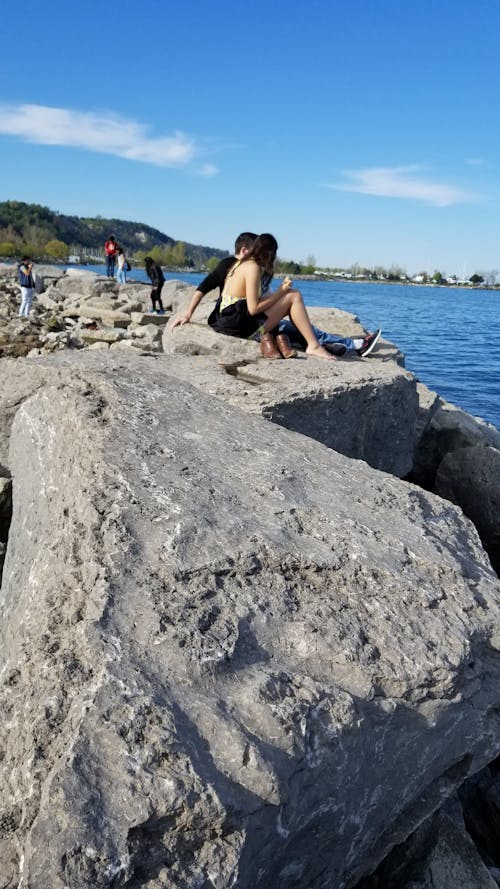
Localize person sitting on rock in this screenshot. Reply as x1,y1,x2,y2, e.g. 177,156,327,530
172,233,381,357
144,256,166,314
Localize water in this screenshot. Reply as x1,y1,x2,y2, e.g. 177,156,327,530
69,265,500,431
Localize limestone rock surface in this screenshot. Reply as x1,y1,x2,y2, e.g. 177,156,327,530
0,352,499,889
436,445,500,573
162,300,414,476
412,395,500,488
357,810,498,889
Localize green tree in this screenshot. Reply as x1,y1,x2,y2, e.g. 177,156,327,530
45,239,68,261
0,241,16,256
170,241,186,266
149,245,167,265
206,256,220,272
469,273,484,285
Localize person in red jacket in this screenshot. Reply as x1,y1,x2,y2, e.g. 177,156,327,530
104,235,119,277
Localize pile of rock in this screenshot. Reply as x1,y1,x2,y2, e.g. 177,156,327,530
0,353,499,889
0,267,500,888
0,264,192,358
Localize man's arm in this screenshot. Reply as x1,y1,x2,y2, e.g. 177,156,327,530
171,256,235,328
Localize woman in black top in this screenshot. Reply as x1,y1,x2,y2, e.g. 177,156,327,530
144,257,165,314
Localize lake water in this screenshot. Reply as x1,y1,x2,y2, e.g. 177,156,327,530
73,265,500,432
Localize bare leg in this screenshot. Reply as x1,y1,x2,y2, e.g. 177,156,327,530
263,289,335,361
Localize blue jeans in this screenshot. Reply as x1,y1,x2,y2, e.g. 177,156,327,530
106,255,116,277
116,268,127,284
19,287,34,316
278,318,356,351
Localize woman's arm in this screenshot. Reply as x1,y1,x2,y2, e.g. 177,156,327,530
251,277,293,314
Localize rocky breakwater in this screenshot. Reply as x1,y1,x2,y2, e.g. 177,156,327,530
1,276,500,888
0,349,499,888
164,290,500,576
162,297,416,478
0,264,193,358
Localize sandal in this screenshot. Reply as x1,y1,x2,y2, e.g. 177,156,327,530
275,333,297,359
260,332,282,359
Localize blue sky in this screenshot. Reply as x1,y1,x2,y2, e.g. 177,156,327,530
1,0,498,276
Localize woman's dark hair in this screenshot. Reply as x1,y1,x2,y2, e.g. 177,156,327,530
144,256,153,266
243,233,278,288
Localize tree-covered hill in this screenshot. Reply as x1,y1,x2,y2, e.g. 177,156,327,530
0,200,228,266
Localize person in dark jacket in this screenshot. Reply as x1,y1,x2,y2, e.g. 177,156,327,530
17,256,35,317
144,256,166,313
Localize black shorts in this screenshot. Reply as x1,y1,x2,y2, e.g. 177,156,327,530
207,299,267,339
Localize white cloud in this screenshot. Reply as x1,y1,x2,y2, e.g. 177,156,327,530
328,165,479,206
0,102,204,169
196,163,219,177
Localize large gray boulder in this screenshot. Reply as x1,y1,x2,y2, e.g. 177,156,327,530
0,352,499,889
412,394,500,488
436,445,500,573
357,809,499,889
162,353,418,477
33,263,66,293
162,299,416,477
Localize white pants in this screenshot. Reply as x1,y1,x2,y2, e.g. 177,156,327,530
19,287,34,317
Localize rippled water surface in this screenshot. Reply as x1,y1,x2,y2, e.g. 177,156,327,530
78,266,500,431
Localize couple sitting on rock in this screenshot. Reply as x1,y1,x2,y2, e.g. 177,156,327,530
172,232,381,360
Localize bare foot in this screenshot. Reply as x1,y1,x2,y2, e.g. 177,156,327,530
306,343,337,361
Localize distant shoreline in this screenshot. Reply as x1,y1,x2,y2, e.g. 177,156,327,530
2,260,497,291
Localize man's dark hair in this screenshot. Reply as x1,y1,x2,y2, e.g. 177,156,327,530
234,232,257,254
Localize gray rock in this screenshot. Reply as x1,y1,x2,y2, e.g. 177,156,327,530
72,307,132,328
33,264,66,293
34,291,60,311
0,474,11,519
161,292,413,476
53,270,101,297
436,446,500,573
412,399,500,489
86,341,110,351
459,759,500,865
130,311,170,327
0,351,499,889
161,351,418,477
79,326,128,344
357,811,498,889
